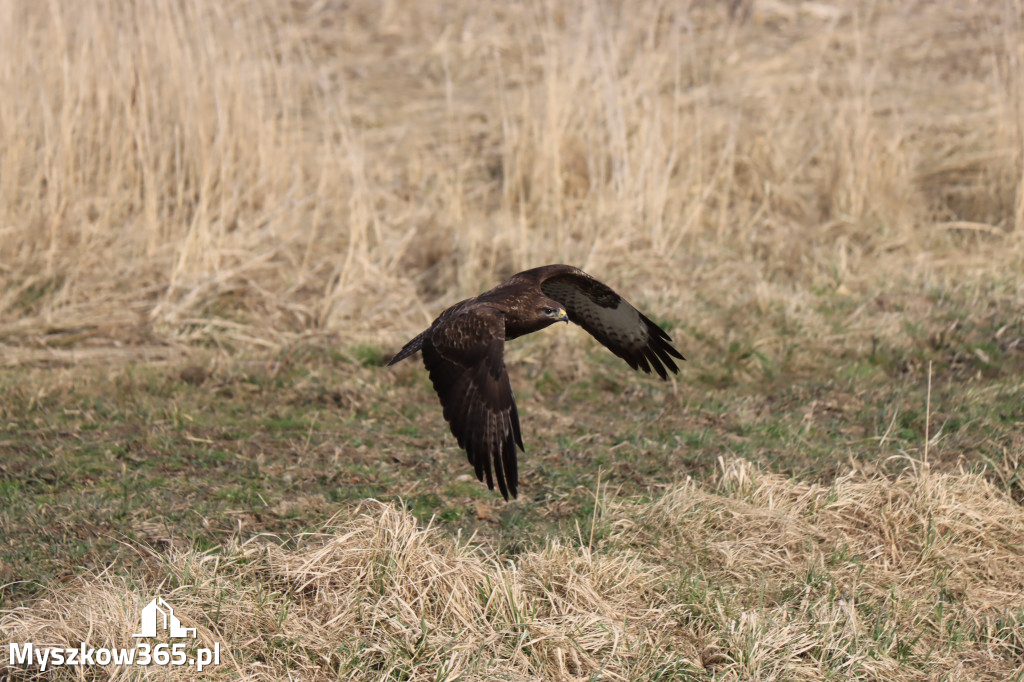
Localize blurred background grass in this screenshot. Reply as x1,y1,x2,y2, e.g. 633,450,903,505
0,0,1021,359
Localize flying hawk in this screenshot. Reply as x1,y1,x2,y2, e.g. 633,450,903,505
389,264,684,500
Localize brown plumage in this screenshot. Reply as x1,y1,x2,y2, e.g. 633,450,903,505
388,264,684,500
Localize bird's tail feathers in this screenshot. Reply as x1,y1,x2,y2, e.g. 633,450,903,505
388,330,429,365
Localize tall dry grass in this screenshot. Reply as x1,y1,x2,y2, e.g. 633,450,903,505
1,0,1022,354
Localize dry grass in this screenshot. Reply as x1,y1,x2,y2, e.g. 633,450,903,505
0,0,1022,355
2,459,1022,680
623,458,1024,678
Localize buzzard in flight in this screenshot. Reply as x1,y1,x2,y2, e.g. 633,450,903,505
389,264,683,500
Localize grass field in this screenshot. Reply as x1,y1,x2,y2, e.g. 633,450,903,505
2,0,1024,679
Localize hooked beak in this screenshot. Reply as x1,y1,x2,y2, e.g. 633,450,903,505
557,308,569,324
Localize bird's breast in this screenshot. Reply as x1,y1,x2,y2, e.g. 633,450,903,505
504,316,555,340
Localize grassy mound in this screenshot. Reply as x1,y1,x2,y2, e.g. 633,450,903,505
4,459,1022,680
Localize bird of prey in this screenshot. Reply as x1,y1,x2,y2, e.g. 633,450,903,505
388,264,684,500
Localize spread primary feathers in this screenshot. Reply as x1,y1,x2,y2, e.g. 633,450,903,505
388,264,684,500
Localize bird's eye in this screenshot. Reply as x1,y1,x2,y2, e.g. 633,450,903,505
543,307,554,315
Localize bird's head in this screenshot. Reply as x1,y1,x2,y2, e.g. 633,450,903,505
541,304,569,324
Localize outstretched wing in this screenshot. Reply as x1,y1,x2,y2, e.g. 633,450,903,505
539,267,684,379
420,305,524,500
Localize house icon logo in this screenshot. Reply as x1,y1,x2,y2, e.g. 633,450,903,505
132,597,197,639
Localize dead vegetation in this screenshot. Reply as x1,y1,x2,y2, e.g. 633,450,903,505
0,0,1022,353
3,459,1022,680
